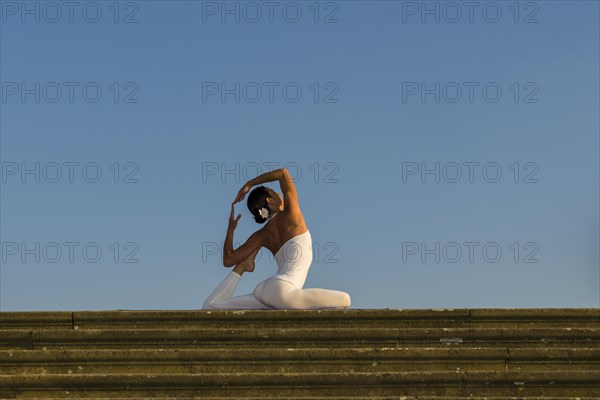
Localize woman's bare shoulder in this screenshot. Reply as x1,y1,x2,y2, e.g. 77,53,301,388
276,210,308,237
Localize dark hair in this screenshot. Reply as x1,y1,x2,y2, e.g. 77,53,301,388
247,186,272,224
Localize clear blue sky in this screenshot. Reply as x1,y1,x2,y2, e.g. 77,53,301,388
1,1,598,310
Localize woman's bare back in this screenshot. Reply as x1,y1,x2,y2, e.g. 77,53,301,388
260,210,308,256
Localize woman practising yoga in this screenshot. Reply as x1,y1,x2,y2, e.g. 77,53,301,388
202,167,351,310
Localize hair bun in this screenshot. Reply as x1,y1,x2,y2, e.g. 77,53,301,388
247,185,271,225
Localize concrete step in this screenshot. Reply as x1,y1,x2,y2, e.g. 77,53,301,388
1,309,598,330
1,347,598,374
4,398,599,400
0,371,598,397
2,327,598,350
0,308,597,398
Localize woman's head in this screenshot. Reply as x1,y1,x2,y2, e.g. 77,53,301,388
247,185,283,224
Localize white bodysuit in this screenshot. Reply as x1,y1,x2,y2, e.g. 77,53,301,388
202,213,351,310
270,229,312,289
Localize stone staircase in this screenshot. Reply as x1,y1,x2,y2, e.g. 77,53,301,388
0,308,598,399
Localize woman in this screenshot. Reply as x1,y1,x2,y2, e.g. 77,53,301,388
202,167,351,310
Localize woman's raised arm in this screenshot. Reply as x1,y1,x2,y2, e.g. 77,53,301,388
233,168,300,214
223,203,263,267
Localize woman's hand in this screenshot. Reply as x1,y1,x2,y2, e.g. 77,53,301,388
233,183,251,204
228,203,241,230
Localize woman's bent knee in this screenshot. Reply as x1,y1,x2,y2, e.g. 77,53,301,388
342,292,351,308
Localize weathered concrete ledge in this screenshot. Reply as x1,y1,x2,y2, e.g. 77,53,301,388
1,307,598,326
0,308,597,398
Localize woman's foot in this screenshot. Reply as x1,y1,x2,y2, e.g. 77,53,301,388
233,248,260,275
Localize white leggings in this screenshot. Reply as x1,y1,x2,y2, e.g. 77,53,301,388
202,271,351,310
